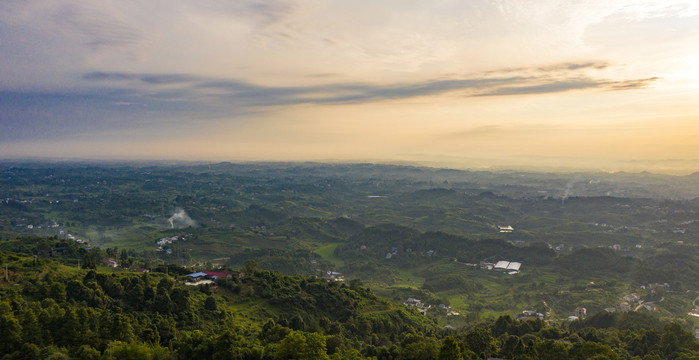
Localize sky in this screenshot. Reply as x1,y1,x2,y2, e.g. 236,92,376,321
1,1,699,174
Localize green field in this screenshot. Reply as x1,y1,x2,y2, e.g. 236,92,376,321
313,243,344,267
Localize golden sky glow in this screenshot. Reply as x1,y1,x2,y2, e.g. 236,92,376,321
1,1,698,173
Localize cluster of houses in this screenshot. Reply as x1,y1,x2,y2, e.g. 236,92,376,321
185,270,239,285
640,282,670,293
24,222,61,230
383,247,439,259
403,298,460,316
567,307,588,321
155,235,186,253
58,230,87,245
38,232,91,258
157,236,179,246
517,310,545,320
100,258,148,272
323,271,344,282
572,288,665,320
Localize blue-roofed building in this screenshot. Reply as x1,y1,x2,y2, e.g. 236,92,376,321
186,272,208,279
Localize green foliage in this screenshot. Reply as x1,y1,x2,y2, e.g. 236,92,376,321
276,331,329,360
107,341,170,360
438,336,461,360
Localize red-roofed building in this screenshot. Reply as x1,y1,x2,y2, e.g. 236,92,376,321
201,270,232,279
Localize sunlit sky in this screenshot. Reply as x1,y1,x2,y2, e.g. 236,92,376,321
2,1,699,173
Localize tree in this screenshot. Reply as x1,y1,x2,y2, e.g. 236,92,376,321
244,259,258,274
126,282,145,309
302,332,329,360
660,323,697,358
154,286,173,314
348,278,363,291
59,307,81,347
401,334,439,360
500,335,525,360
259,318,290,344
290,314,306,331
276,331,307,359
72,345,100,360
171,288,190,313
568,342,619,360
21,309,43,346
18,342,42,359
275,331,329,360
439,336,462,360
534,339,571,360
463,327,496,358
204,296,217,311
108,341,170,360
108,314,136,343
0,308,22,353
493,315,515,336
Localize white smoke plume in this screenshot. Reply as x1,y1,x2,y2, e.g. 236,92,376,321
168,208,197,228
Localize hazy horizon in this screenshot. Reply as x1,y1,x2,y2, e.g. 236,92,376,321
2,1,699,174
2,155,698,177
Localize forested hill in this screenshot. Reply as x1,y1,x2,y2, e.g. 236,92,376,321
1,244,436,359
1,242,698,359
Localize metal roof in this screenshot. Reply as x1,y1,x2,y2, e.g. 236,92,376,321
186,272,207,278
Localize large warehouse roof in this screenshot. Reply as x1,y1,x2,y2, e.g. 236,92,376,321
494,261,522,273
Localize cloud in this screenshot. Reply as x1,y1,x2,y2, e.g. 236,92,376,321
197,0,296,28
538,62,611,72
607,77,660,90
473,76,658,97
83,72,198,85
2,59,659,142
476,79,600,96
54,3,142,52
80,62,658,107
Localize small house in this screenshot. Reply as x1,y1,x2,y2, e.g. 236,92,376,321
103,258,119,267
404,298,422,307
619,302,631,312
623,293,641,303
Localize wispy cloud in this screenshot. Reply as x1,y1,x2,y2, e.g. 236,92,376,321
81,60,657,108
538,61,610,72
199,0,296,28
607,77,659,90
